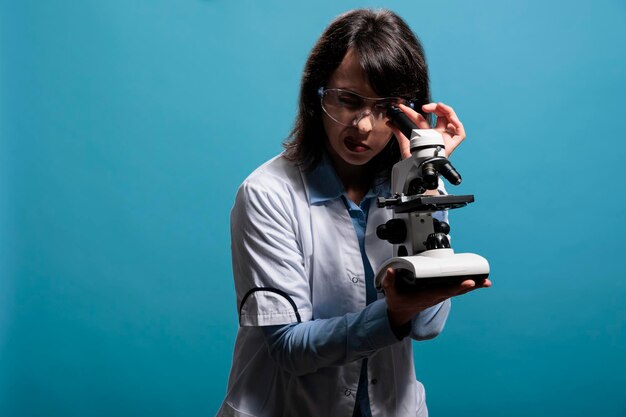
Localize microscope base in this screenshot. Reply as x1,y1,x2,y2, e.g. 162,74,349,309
374,249,490,292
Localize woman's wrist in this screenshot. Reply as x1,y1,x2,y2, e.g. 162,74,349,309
389,315,411,340
387,307,412,329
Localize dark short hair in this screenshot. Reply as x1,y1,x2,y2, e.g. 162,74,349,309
283,9,432,175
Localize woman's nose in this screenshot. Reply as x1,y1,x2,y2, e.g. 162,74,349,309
354,110,374,134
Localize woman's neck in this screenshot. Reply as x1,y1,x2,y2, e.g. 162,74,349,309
327,152,373,205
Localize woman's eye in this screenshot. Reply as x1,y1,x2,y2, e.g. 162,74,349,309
337,95,362,108
376,99,396,108
374,103,389,112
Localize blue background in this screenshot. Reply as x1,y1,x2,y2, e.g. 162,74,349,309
1,1,625,416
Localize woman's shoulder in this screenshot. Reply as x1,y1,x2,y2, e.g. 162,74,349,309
245,152,299,181
236,152,306,204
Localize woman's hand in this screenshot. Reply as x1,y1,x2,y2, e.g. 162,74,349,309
387,102,467,160
382,268,491,328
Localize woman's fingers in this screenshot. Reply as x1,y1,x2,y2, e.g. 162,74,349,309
386,123,411,159
398,103,430,129
382,268,396,292
421,102,466,157
456,278,492,295
387,103,431,159
423,102,462,128
384,268,491,326
422,102,465,136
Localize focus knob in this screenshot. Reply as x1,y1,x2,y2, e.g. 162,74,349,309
433,219,450,234
376,219,407,244
425,233,451,250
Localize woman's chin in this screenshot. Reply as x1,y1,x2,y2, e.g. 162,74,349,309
339,150,373,166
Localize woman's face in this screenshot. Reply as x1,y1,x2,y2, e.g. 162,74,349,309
322,49,394,173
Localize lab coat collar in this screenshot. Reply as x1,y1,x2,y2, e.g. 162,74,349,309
304,152,390,206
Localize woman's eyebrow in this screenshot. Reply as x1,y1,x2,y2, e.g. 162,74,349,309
334,87,381,99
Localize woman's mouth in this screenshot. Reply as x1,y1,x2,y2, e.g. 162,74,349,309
344,138,370,153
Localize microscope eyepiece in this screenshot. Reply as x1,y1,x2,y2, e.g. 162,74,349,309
387,105,416,139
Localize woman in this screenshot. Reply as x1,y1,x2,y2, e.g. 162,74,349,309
218,9,490,417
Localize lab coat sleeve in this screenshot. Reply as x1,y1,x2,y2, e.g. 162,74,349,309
261,298,401,376
231,178,313,326
260,299,450,375
410,299,451,340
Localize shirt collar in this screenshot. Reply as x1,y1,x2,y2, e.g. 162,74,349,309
305,152,344,205
304,152,390,206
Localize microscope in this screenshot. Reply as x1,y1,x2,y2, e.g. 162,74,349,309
374,106,490,293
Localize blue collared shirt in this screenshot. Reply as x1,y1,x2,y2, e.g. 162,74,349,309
309,154,384,416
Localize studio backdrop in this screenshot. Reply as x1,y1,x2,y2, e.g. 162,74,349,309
1,1,625,416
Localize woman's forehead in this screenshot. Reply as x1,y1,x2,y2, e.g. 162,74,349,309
327,49,377,97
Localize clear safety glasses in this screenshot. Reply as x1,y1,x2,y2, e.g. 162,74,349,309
318,87,413,128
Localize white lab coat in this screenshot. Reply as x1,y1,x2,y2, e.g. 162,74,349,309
217,153,449,417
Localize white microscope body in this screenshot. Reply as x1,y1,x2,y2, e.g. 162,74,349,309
374,110,490,293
